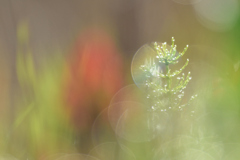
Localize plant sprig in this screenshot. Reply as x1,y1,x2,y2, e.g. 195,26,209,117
140,37,197,111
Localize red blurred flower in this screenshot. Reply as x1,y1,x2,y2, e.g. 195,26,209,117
64,29,123,130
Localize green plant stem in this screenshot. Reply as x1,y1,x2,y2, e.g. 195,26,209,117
166,64,171,90
165,63,173,109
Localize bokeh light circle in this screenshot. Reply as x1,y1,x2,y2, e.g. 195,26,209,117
91,108,117,147
223,144,240,160
109,84,148,105
172,0,202,5
108,85,169,142
89,142,136,160
131,42,179,91
153,135,223,160
193,0,239,31
41,153,69,160
0,154,19,160
55,154,99,160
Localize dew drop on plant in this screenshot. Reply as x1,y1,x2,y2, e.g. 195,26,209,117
151,106,155,110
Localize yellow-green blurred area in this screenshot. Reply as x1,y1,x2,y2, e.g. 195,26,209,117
0,0,240,160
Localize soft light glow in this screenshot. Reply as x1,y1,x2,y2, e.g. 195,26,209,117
193,0,240,31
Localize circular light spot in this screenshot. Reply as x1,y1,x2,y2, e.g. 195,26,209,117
193,0,240,31
172,0,202,5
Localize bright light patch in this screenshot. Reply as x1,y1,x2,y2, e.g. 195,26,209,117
193,0,240,32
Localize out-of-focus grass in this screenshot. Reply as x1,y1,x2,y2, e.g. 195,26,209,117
3,22,76,159
4,22,124,159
